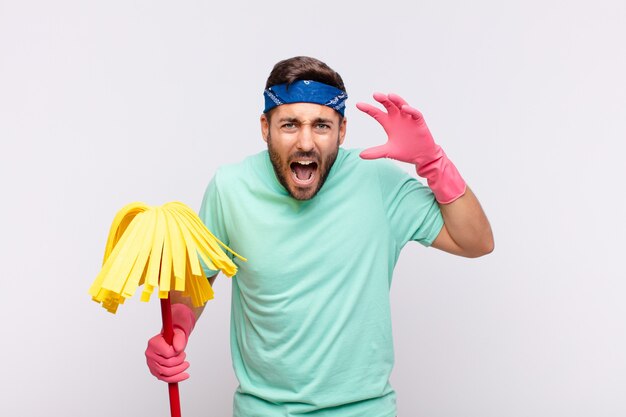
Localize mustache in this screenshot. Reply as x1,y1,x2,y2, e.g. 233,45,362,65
289,151,321,162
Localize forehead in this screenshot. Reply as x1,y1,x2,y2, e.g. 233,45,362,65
271,102,340,122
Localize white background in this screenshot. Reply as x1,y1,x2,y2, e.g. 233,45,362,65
1,0,625,416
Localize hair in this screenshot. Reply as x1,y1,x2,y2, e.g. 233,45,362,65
264,56,347,121
265,56,346,92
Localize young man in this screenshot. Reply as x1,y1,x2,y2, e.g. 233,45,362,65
146,56,494,417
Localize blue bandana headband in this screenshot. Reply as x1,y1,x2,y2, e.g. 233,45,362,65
263,80,348,116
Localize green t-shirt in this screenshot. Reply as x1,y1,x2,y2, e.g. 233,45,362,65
199,148,443,417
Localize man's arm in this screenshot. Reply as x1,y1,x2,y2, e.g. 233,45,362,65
430,187,494,258
357,92,494,258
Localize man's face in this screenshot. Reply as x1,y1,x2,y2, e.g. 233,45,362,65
261,103,347,201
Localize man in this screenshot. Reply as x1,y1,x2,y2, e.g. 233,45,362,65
145,56,494,416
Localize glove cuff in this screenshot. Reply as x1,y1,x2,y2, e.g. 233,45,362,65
415,147,467,204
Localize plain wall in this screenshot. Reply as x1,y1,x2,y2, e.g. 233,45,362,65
1,0,625,416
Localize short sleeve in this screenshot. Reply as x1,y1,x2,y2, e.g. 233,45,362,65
198,171,231,277
375,160,444,248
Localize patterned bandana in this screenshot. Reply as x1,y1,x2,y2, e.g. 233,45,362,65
263,80,348,116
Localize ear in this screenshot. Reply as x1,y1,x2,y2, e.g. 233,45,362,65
338,117,347,146
260,114,269,143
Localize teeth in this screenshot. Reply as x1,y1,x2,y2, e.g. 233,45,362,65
296,161,313,165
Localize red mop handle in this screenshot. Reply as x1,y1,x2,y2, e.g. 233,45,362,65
161,297,182,417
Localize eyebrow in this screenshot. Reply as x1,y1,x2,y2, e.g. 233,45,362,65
277,117,335,125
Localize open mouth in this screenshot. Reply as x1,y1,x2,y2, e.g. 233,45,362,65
290,160,318,186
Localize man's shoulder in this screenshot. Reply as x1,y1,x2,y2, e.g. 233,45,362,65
213,150,268,184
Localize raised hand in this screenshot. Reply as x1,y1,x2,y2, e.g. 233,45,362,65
357,92,466,204
357,92,438,164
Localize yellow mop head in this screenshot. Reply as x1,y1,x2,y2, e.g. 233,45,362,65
88,201,246,313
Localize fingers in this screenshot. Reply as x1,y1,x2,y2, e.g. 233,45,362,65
360,144,390,160
161,372,190,384
146,348,187,367
356,102,386,122
359,93,419,120
372,92,400,115
145,328,189,357
387,93,409,109
146,353,189,374
146,333,191,383
147,355,190,381
148,361,190,383
388,93,425,121
146,334,176,357
400,104,424,121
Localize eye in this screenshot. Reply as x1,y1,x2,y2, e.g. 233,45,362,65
281,123,298,131
314,123,331,131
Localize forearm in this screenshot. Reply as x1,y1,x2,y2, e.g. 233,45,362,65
436,186,494,257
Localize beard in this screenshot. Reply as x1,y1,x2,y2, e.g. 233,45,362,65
267,133,340,201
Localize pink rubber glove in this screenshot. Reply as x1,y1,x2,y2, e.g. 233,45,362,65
357,92,466,204
145,303,196,383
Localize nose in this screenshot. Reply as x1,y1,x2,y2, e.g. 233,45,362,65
295,126,315,152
